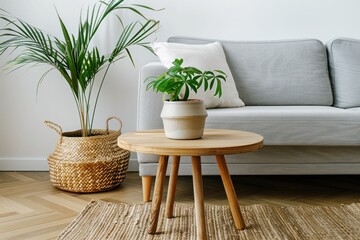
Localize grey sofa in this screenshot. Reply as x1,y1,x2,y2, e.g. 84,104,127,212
137,36,360,201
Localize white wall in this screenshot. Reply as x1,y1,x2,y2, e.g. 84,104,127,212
1,0,360,170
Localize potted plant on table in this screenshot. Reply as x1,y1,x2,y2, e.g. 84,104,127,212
146,58,226,139
0,0,159,192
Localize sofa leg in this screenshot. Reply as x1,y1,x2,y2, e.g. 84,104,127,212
142,176,153,202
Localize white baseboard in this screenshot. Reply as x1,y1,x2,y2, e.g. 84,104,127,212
0,158,139,172
0,158,48,171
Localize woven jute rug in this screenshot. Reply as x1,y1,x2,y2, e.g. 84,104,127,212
59,201,360,240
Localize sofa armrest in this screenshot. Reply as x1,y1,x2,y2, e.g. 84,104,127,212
137,62,167,131
137,62,167,171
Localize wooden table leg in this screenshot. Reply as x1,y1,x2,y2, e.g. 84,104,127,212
148,155,169,234
142,176,153,202
192,156,208,240
165,155,181,218
216,154,245,230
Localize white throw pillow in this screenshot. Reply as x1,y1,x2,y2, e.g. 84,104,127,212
151,41,245,108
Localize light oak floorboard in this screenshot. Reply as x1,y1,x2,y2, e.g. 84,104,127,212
0,172,360,239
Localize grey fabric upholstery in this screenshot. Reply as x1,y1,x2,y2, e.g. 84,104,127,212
136,63,166,169
136,37,360,176
206,106,360,145
327,38,360,108
139,146,360,176
169,37,333,106
137,62,166,131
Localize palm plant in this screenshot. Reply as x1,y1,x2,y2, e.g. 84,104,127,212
0,0,159,137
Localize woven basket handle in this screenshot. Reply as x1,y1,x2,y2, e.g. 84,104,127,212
106,116,123,133
44,120,63,144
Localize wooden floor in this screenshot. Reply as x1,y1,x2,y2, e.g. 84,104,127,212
1,172,360,239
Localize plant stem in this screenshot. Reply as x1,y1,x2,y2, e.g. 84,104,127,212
89,63,111,132
81,111,86,137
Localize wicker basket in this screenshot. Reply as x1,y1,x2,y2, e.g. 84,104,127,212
45,117,130,193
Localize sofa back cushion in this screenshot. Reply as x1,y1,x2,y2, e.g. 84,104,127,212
326,38,360,108
169,37,333,106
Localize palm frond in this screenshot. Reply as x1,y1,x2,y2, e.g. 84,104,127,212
109,20,159,63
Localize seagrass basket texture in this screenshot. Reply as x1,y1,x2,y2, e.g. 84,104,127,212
45,117,130,193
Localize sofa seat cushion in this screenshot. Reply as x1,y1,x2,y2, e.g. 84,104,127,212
206,106,360,145
347,107,360,113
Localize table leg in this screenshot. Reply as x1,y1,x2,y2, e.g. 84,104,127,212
148,155,169,234
216,154,245,230
142,176,153,202
165,155,181,218
192,156,208,240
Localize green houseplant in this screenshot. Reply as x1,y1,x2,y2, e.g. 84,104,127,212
0,0,159,137
0,0,160,192
146,58,226,101
146,58,226,139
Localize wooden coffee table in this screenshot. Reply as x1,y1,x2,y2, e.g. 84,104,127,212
118,129,263,240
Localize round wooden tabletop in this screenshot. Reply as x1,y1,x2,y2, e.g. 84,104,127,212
118,129,263,156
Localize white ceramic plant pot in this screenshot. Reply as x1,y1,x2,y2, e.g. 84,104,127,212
161,99,208,140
